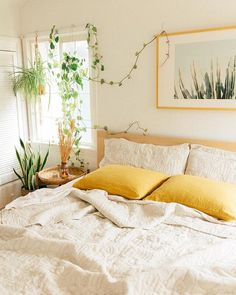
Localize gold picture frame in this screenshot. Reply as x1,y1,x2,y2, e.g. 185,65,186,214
157,25,236,110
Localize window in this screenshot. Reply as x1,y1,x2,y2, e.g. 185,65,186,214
0,50,21,185
26,32,94,147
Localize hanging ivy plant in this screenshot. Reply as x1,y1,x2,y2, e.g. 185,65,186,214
85,23,105,78
48,26,88,161
85,23,170,86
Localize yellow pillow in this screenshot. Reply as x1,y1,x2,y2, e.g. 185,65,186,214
73,165,168,200
145,174,236,221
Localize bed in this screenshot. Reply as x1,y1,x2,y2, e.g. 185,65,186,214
1,130,236,295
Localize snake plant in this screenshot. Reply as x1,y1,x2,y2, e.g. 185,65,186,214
175,57,236,100
13,138,49,191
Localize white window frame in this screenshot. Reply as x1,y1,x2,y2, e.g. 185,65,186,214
0,36,28,140
0,36,28,185
22,27,98,150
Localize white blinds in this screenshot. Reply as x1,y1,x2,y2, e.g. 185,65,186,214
0,51,20,185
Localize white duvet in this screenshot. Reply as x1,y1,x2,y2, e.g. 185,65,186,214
1,183,236,295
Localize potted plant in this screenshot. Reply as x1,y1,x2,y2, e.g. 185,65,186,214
12,37,47,99
13,138,49,196
48,26,87,165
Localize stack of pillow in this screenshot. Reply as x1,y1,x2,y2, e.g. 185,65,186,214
73,138,236,221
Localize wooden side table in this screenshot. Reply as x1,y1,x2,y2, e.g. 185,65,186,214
36,166,86,187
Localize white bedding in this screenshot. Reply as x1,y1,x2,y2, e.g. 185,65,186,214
1,183,236,295
100,138,190,175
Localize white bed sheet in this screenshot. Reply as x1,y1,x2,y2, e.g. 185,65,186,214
1,183,236,295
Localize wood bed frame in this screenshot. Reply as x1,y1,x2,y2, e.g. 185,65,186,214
97,130,236,166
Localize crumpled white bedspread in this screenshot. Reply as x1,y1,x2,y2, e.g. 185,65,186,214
1,183,236,295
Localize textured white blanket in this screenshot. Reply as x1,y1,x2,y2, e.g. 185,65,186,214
1,184,236,295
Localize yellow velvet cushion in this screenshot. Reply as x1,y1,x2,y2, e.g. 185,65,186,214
73,165,168,200
145,174,236,221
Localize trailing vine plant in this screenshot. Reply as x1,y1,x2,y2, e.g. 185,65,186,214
48,26,87,162
86,23,170,86
86,23,105,79
48,24,169,166
94,121,148,136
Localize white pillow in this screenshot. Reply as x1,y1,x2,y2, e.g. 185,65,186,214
185,144,236,184
99,138,189,175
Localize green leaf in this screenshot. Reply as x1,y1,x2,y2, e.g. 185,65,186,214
75,75,82,86
36,153,41,172
41,149,49,169
50,42,55,50
27,165,34,190
13,168,24,186
19,138,25,151
55,36,59,43
72,91,78,98
74,139,80,145
15,147,24,174
32,175,36,190
70,63,78,71
62,63,67,70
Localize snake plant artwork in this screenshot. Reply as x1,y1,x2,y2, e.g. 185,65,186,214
13,138,49,191
174,57,236,100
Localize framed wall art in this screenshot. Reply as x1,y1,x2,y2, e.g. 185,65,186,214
157,26,236,110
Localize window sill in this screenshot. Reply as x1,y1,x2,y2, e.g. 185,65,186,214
31,141,96,151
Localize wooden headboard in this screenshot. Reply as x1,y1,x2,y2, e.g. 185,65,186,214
97,130,236,166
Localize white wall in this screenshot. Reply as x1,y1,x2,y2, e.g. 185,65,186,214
0,0,21,36
18,0,236,172
20,0,236,144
